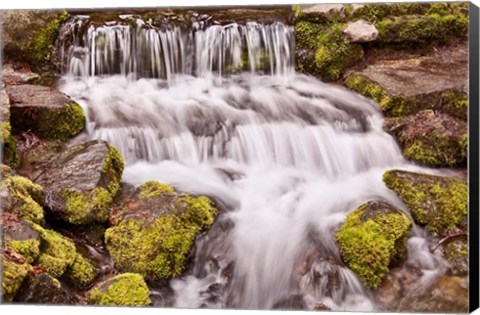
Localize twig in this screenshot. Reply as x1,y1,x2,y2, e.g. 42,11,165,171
430,232,468,252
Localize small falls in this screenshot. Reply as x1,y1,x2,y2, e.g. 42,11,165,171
58,13,448,311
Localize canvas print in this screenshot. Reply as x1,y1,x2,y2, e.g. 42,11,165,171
0,1,477,313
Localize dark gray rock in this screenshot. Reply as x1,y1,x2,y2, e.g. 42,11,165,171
14,271,70,304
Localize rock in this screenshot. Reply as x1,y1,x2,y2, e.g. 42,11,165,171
272,294,306,310
335,201,412,288
105,181,218,280
443,238,468,276
1,250,31,302
343,43,468,118
343,20,378,43
1,83,19,168
34,140,124,225
1,62,40,85
299,4,345,21
64,252,99,289
384,110,467,167
2,211,41,264
87,273,151,306
383,170,467,236
0,167,46,225
16,139,66,180
14,271,70,304
1,81,9,121
7,84,85,141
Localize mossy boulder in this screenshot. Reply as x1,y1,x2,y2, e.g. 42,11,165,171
443,238,468,276
34,140,124,225
384,110,467,167
1,251,31,302
64,252,99,289
2,211,41,264
105,181,218,280
335,201,412,288
14,271,70,304
0,169,46,225
7,85,85,141
383,170,467,236
87,273,151,306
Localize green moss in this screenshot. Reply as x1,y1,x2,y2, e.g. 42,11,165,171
295,21,324,50
1,254,31,302
102,144,125,196
88,273,151,306
32,224,77,278
336,202,411,288
65,253,98,288
6,239,40,264
60,187,112,225
138,181,175,200
2,122,19,169
1,176,45,225
344,75,387,103
442,90,468,121
35,103,85,141
383,170,467,236
1,121,11,144
105,193,218,280
351,3,427,22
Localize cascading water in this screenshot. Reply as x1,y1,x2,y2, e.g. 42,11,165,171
58,13,448,311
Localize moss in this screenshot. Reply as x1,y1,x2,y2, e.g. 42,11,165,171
32,224,77,278
383,170,467,236
35,103,85,141
351,3,428,22
6,239,40,264
105,192,218,280
295,20,324,50
102,144,125,196
1,254,31,302
60,187,112,225
2,122,19,169
1,175,45,225
444,239,468,276
88,273,151,306
344,75,387,103
336,201,411,288
65,253,98,288
138,181,175,200
1,121,11,144
442,90,468,121
460,133,468,159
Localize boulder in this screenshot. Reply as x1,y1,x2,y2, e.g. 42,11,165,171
1,62,40,86
298,4,346,21
343,20,378,43
1,250,31,302
384,110,467,167
7,84,85,141
1,81,9,121
335,201,412,288
383,170,467,236
87,273,151,306
443,238,468,276
14,271,70,304
1,83,18,168
105,181,218,280
35,140,124,225
2,211,41,264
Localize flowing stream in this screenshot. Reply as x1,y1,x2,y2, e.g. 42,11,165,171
58,15,448,311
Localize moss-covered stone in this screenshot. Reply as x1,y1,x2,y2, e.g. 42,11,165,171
5,239,40,265
32,224,77,278
88,273,151,306
344,74,386,103
1,253,31,302
105,182,218,280
441,90,468,121
444,238,468,276
0,175,45,225
34,103,86,141
351,3,429,22
64,253,98,288
336,201,412,288
59,187,112,225
102,144,125,196
1,122,19,169
383,170,467,236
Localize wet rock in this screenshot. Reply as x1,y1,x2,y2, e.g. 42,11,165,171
1,82,10,121
34,140,124,225
14,271,70,304
335,201,412,288
383,170,467,236
272,294,306,310
299,4,346,21
1,62,40,85
87,273,151,306
1,83,19,168
384,110,467,167
443,238,468,276
16,138,66,180
343,20,378,43
1,249,31,302
7,84,85,141
105,181,218,280
2,211,41,264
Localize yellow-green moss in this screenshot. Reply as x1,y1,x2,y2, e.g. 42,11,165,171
344,74,387,103
383,170,467,236
335,202,411,288
60,187,112,225
65,253,98,288
88,273,151,306
6,239,40,264
1,254,31,302
32,224,77,278
35,103,85,141
102,144,125,196
1,121,11,144
105,193,217,280
442,90,468,121
1,175,45,225
138,181,175,200
351,3,428,22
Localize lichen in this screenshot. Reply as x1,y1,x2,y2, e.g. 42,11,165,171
138,181,175,200
1,175,45,225
383,170,467,236
36,103,86,141
5,239,40,264
335,201,412,288
60,187,112,225
88,273,151,306
32,224,77,278
65,253,98,288
1,254,31,302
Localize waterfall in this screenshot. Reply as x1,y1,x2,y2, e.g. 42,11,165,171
58,14,447,311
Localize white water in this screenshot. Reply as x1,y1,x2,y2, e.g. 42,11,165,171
58,16,448,311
